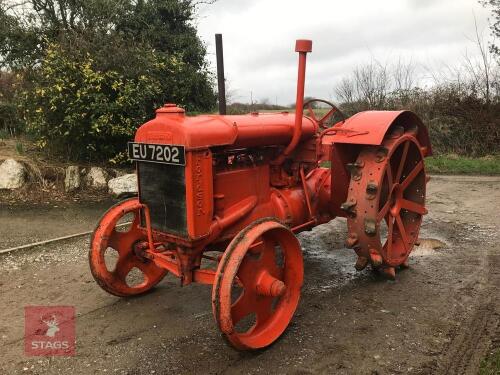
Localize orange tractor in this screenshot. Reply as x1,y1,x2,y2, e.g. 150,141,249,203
89,39,431,350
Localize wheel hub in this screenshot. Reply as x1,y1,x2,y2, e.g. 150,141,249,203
255,270,286,297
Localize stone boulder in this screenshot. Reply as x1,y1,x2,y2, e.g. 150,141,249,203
64,166,81,192
108,173,137,197
0,159,26,189
112,169,129,178
85,167,108,189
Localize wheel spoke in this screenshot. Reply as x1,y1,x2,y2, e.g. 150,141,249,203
259,236,282,278
384,213,391,225
395,141,410,183
239,240,280,288
319,107,336,126
386,162,394,188
395,214,409,251
108,229,138,255
231,292,255,324
254,297,274,325
237,258,258,286
130,211,141,230
387,216,394,258
107,230,122,251
400,199,427,215
108,209,141,249
401,161,423,190
113,254,134,282
133,259,161,282
307,104,318,122
377,200,392,221
377,164,394,221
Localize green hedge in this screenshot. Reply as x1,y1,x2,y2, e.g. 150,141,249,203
21,43,215,163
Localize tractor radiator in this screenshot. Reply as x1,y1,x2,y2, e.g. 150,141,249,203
137,162,188,236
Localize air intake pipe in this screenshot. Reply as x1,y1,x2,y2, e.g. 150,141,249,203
274,39,312,165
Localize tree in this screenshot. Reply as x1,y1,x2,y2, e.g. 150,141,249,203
334,61,391,112
0,0,216,161
482,0,500,57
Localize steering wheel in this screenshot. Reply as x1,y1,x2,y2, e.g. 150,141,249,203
303,99,346,130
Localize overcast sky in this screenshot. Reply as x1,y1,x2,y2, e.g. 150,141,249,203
196,0,492,105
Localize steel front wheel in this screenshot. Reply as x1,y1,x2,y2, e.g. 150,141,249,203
212,218,304,350
89,198,167,297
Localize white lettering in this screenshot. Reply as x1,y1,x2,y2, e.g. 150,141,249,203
164,146,171,161
148,145,156,160
172,147,180,163
139,144,147,159
155,145,164,161
31,340,70,349
132,144,140,159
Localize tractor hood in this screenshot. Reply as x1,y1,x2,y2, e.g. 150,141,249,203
135,104,317,150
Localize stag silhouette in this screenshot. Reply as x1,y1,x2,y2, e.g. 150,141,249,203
41,314,60,337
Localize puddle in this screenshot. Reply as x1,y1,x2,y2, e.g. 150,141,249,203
304,249,361,293
298,220,365,293
418,238,447,249
298,221,451,293
411,238,447,257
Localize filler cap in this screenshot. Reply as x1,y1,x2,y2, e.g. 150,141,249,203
156,103,185,115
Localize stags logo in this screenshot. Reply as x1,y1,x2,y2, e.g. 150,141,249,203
42,314,60,337
24,306,75,356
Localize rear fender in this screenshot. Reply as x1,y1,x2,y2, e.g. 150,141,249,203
325,110,432,156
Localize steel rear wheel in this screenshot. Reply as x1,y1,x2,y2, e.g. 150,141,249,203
344,130,428,279
89,198,167,297
212,218,304,350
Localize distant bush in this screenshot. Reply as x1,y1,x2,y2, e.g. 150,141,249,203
338,85,500,157
335,58,500,157
422,84,499,156
226,102,288,115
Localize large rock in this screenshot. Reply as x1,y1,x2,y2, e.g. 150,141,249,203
0,159,26,189
112,169,129,178
85,167,108,189
64,166,81,192
108,173,137,197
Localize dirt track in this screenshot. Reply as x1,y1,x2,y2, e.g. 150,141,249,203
0,175,499,374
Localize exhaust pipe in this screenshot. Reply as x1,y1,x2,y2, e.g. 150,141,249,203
215,33,227,115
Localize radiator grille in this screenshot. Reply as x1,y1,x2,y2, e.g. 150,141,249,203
137,162,187,236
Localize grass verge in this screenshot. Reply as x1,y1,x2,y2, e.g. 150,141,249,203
322,154,499,175
425,154,500,175
480,350,500,375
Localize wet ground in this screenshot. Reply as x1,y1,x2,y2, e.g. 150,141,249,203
0,175,499,374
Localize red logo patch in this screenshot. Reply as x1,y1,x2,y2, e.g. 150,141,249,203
24,306,75,356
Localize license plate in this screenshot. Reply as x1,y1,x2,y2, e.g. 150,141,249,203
128,142,186,166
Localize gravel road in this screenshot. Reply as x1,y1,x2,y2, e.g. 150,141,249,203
0,175,499,375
